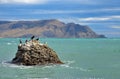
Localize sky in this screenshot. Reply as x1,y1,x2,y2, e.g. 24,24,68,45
0,0,120,38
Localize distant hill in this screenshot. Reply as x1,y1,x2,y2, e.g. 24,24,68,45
0,19,105,38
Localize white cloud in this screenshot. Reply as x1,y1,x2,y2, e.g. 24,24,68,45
110,26,120,29
0,0,118,5
59,15,120,24
110,15,120,19
0,0,48,4
79,17,110,21
30,7,120,14
32,10,85,14
78,15,120,21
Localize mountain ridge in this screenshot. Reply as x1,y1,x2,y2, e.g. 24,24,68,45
0,19,105,38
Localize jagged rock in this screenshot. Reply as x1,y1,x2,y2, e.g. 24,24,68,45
12,39,63,66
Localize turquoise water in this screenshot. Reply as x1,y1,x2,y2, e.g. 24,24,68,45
0,38,120,79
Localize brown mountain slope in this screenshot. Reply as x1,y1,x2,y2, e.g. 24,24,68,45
0,19,105,38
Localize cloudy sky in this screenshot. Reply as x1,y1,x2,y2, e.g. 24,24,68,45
0,0,120,37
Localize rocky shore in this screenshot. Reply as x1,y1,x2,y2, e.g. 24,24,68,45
12,37,63,66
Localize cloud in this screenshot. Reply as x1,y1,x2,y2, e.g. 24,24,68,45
59,17,120,37
59,15,120,23
0,0,119,5
0,0,48,4
78,15,120,21
110,26,120,29
79,17,110,21
30,7,120,14
32,10,85,14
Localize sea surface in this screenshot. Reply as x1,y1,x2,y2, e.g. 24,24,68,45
0,38,120,79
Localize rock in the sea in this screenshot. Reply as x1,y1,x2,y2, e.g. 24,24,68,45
12,38,63,66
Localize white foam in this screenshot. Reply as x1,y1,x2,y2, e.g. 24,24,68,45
65,60,75,65
1,61,34,69
61,64,70,68
1,60,90,72
60,60,74,69
60,60,90,72
42,64,57,69
43,66,53,69
79,67,90,72
7,42,12,45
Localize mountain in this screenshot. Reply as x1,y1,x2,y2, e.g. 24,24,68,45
0,19,105,38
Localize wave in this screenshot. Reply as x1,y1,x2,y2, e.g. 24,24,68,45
1,61,34,69
1,61,58,70
34,60,90,72
60,60,74,68
42,65,56,69
60,60,91,72
7,42,12,45
6,42,17,45
1,60,91,72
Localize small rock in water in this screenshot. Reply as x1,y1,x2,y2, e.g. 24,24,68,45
12,37,63,66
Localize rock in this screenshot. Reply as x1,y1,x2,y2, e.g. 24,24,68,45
12,38,63,66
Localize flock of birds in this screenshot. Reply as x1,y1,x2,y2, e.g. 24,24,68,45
19,36,39,44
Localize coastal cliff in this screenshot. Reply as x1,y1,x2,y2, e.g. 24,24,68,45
12,37,63,65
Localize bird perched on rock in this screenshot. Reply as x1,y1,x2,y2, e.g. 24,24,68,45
31,36,35,40
25,40,28,43
19,39,22,47
19,39,22,44
36,38,39,41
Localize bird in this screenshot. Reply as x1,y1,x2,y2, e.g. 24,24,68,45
36,38,39,41
31,36,35,40
25,40,28,43
19,39,22,44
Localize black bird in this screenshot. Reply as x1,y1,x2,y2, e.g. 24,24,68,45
31,36,35,40
25,40,28,43
36,38,39,41
19,39,22,44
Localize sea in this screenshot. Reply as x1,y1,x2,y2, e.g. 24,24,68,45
0,38,120,79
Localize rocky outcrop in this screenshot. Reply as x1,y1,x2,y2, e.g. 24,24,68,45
12,38,63,66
